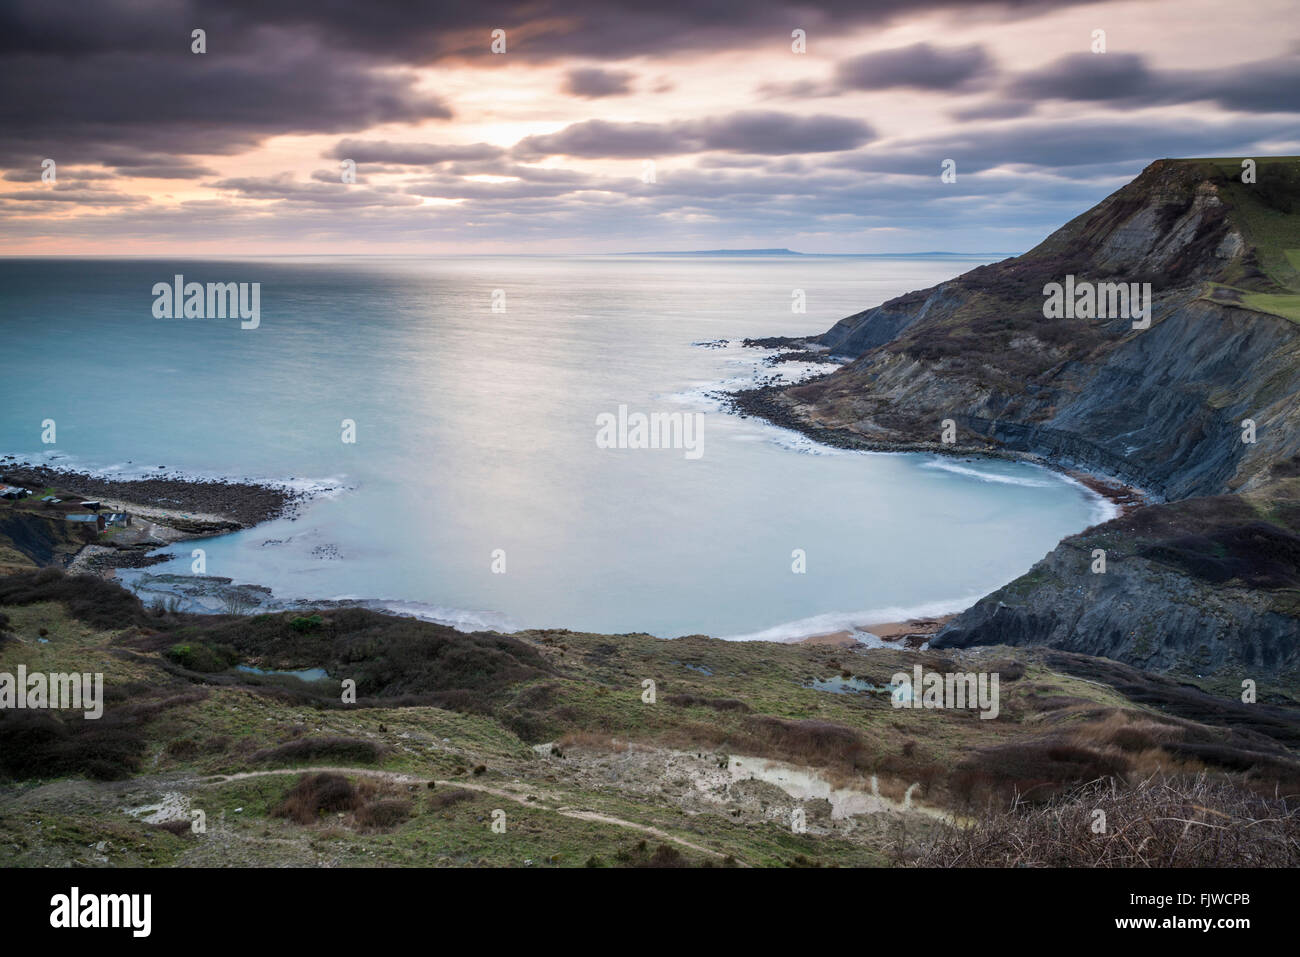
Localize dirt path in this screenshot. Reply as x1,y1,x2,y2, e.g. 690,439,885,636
198,766,740,863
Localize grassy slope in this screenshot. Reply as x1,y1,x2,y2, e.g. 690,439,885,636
1186,157,1300,321
2,576,1297,867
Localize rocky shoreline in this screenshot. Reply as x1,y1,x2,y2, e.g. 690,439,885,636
0,457,325,585
0,460,305,528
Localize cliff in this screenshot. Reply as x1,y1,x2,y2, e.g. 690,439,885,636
749,157,1300,682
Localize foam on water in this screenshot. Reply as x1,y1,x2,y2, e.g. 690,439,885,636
3,447,349,498
716,594,987,643
920,458,1056,488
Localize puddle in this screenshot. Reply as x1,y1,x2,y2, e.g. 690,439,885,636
235,664,329,682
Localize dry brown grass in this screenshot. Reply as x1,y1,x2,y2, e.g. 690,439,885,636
911,772,1300,867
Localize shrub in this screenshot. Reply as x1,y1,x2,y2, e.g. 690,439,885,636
0,568,151,630
355,799,412,830
164,738,201,759
165,641,239,673
428,788,476,810
0,685,199,781
272,772,360,824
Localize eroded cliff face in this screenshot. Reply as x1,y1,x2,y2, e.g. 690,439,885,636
800,294,1300,500
932,493,1300,682
758,158,1300,680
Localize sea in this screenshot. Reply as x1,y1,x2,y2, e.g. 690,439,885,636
0,254,1113,639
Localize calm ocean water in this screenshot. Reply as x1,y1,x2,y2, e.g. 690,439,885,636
0,255,1110,639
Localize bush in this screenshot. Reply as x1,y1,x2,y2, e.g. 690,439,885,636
355,799,412,830
428,788,476,810
272,772,361,824
164,738,201,759
0,685,201,781
0,568,152,630
290,614,324,633
165,641,239,673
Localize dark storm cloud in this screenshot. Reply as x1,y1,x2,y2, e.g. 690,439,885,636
2,0,1294,253
514,112,875,158
564,67,636,98
0,0,1086,62
150,0,1081,62
0,0,1162,187
0,20,452,173
836,43,993,91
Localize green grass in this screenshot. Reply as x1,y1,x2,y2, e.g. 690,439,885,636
1241,290,1300,323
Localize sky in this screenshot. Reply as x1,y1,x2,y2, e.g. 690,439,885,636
2,0,1298,255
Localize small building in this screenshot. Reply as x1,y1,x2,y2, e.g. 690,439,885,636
0,485,31,499
79,500,102,511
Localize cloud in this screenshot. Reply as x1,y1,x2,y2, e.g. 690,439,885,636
563,67,635,97
326,140,506,165
0,0,1293,253
0,28,453,171
0,0,1085,66
1007,52,1152,102
1006,52,1300,114
836,43,994,91
514,112,875,158
0,183,146,206
206,174,423,206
